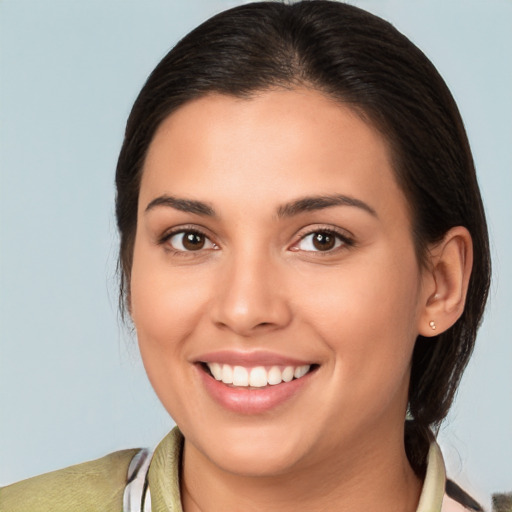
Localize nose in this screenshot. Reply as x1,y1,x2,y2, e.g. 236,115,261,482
211,252,292,337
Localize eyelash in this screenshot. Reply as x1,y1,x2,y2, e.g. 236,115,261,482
158,226,355,255
293,227,355,254
158,226,217,256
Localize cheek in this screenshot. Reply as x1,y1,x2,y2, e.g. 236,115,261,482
296,251,422,398
129,246,212,359
299,247,421,332
129,254,213,417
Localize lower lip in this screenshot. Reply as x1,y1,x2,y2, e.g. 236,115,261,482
197,365,315,414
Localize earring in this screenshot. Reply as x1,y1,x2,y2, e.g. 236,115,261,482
429,320,436,330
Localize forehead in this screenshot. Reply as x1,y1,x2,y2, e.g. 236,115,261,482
140,88,409,223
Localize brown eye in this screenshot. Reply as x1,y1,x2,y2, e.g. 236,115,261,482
168,231,216,252
312,232,335,251
182,232,205,250
296,231,345,252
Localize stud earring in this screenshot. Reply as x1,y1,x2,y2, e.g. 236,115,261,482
429,320,436,330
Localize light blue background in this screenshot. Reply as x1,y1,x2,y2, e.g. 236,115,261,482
1,1,510,508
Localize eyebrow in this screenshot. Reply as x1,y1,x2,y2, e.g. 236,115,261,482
145,193,377,219
145,195,216,216
277,194,377,218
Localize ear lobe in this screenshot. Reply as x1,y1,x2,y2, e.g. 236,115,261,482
418,226,473,337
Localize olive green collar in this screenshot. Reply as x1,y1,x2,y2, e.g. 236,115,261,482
147,427,184,511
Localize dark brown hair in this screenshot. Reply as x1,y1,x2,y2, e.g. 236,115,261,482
115,0,491,476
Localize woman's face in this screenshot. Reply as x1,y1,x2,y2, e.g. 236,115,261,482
130,89,431,477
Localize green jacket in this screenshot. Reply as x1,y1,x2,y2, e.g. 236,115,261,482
0,428,183,512
0,449,138,511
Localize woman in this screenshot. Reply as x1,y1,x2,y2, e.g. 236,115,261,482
0,1,491,511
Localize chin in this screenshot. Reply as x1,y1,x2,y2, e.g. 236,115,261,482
186,420,312,477
211,441,304,477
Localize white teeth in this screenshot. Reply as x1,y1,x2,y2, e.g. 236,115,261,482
232,366,249,386
294,365,309,379
267,366,282,385
207,363,311,387
249,366,267,387
221,364,233,384
282,366,294,382
209,362,222,380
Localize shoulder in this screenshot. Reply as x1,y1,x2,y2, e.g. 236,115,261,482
0,448,140,512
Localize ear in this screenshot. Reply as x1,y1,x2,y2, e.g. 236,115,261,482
418,226,473,337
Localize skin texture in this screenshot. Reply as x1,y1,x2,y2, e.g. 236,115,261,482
130,89,472,512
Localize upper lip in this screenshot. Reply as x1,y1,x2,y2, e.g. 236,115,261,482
195,350,315,367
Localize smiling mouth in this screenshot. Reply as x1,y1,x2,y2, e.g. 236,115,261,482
201,362,318,388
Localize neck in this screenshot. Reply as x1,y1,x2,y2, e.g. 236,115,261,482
181,425,422,512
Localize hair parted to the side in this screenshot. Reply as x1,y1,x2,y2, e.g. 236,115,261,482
115,0,490,475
